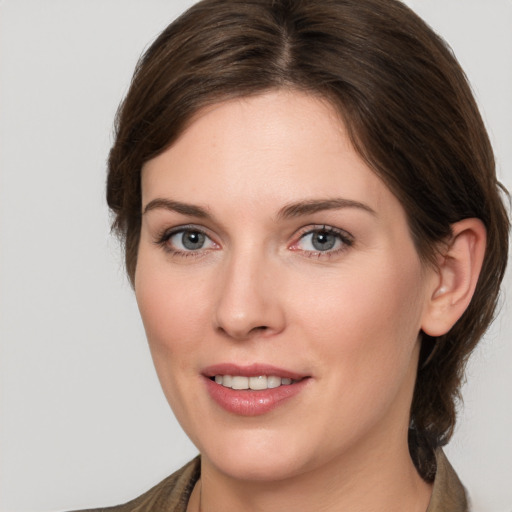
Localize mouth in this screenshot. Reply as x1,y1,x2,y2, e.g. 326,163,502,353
210,375,298,390
202,364,310,416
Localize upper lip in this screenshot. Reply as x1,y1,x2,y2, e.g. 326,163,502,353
202,363,307,381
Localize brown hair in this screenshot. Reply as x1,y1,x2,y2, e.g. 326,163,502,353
107,0,509,480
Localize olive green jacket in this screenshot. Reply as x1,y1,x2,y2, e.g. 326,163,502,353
76,450,467,512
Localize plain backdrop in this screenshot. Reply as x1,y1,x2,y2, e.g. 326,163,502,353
1,1,511,511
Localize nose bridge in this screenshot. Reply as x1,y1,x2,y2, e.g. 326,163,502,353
213,241,284,340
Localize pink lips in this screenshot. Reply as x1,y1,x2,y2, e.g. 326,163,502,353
202,363,310,416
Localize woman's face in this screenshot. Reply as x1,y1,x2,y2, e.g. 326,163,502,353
136,90,437,481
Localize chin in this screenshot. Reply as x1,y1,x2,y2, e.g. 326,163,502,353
198,428,314,482
210,451,308,483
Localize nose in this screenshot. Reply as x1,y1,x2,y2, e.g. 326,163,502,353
213,248,286,341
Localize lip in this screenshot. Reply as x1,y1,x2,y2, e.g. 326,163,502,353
202,363,306,381
202,363,311,416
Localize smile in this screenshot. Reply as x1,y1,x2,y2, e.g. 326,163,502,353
203,364,310,416
212,375,296,390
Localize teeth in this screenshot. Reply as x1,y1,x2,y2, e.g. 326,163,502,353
213,375,296,390
249,375,267,390
232,376,249,390
267,375,281,388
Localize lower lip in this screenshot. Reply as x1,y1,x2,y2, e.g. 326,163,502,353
204,377,310,416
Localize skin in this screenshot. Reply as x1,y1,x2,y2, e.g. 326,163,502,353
136,90,441,511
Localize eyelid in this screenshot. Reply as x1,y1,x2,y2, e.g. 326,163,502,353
156,223,206,241
289,224,354,254
155,224,220,255
153,223,353,259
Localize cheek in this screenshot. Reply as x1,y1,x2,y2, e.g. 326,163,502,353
290,256,426,384
134,256,212,372
134,261,215,434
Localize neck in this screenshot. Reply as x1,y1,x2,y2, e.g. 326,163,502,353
195,430,432,512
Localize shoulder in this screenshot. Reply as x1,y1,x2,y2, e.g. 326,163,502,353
70,457,201,512
427,449,468,512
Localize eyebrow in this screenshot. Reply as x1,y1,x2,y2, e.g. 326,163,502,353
277,198,376,219
142,197,376,219
143,198,211,218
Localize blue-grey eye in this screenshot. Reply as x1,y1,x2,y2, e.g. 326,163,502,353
311,231,337,251
297,229,345,252
169,229,215,251
182,231,205,250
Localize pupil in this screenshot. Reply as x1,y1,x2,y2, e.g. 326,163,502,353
182,231,205,250
312,231,336,251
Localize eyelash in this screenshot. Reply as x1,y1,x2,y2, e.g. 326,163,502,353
290,225,354,259
154,224,354,259
155,225,217,259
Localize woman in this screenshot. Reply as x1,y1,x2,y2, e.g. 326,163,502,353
91,0,509,510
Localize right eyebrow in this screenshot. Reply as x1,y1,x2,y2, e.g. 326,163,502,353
142,198,211,218
277,197,376,220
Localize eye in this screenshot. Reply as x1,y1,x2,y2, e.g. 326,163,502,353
301,230,339,251
171,230,208,251
157,226,218,255
291,226,353,255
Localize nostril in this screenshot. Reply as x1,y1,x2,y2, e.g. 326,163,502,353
215,323,270,341
251,325,269,333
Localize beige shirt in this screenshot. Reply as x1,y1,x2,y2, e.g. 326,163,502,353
76,450,467,512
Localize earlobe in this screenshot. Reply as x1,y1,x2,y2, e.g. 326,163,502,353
421,218,487,337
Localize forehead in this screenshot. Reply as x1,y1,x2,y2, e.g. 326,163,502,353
141,90,399,219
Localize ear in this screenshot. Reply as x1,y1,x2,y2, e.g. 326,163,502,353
421,218,487,337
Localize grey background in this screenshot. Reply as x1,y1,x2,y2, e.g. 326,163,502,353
1,1,511,511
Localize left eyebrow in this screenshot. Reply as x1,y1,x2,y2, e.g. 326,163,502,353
142,198,211,218
277,198,376,220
